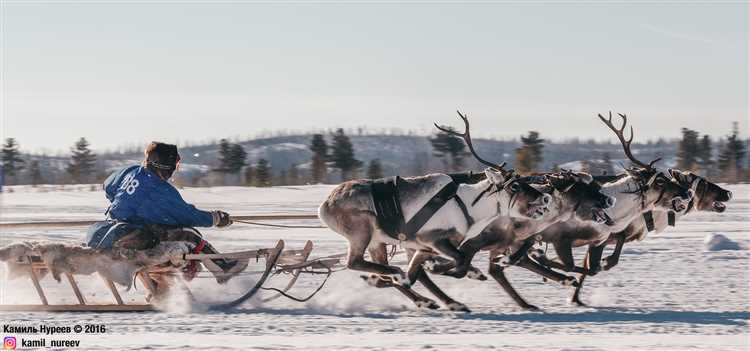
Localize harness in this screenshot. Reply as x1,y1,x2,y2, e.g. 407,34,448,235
371,175,476,241
685,177,705,214
642,172,694,232
620,171,672,233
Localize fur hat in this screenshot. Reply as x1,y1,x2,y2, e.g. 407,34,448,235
143,142,180,179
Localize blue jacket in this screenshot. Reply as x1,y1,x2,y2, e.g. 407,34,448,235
103,165,214,228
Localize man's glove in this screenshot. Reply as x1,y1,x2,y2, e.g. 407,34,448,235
212,211,233,228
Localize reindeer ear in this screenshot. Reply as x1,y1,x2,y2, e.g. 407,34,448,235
484,168,505,185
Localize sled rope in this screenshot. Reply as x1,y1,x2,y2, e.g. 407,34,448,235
260,265,334,302
232,219,326,229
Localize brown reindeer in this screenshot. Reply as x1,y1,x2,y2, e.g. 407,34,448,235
566,169,733,305
523,112,694,307
421,171,618,310
318,111,552,311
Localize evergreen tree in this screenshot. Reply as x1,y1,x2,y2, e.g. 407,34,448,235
244,165,255,186
309,134,328,183
366,158,384,179
429,127,468,171
67,137,97,184
697,135,713,175
2,138,25,181
718,122,746,182
254,159,272,187
227,144,247,173
330,128,362,181
677,128,700,170
217,138,232,172
514,131,545,173
28,160,44,186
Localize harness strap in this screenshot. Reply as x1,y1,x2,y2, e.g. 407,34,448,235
643,210,655,232
453,195,475,227
684,178,703,215
405,181,461,235
667,211,676,226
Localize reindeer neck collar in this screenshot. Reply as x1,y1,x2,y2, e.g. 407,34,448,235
461,179,511,219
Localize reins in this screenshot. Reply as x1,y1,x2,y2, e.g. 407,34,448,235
232,219,326,229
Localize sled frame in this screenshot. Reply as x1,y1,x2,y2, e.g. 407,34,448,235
0,240,286,312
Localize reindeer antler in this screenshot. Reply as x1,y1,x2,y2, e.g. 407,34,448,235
434,110,508,174
598,111,661,169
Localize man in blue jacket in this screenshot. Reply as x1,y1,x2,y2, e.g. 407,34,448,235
85,142,244,284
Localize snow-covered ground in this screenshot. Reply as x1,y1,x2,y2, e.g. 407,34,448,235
1,184,748,350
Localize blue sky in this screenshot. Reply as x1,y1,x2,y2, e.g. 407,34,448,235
2,2,748,152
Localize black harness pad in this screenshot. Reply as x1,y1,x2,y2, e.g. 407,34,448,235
643,210,655,232
371,176,406,238
371,175,474,241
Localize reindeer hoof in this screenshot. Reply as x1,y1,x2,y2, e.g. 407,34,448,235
601,257,617,271
447,302,471,312
422,259,437,272
497,256,512,268
561,276,578,287
587,266,601,276
361,275,381,287
571,297,587,307
466,269,487,281
529,248,544,259
386,273,410,288
523,304,541,311
415,299,440,310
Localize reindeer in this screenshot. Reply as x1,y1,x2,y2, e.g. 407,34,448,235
318,111,552,311
566,169,733,305
523,112,694,307
418,118,618,310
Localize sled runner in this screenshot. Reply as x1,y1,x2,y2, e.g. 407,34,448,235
0,241,288,312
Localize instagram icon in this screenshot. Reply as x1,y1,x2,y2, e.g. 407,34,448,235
2,337,15,350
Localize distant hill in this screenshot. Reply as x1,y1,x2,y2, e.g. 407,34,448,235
9,133,681,185
100,133,678,176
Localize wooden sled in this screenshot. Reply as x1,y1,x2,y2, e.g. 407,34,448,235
0,240,288,312
259,246,348,303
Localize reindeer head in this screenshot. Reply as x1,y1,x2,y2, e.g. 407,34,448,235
599,111,693,213
543,170,616,225
668,169,732,213
485,169,551,219
435,110,551,219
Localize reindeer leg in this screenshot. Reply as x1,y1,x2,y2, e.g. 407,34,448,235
570,243,607,306
533,255,589,275
570,248,593,307
429,238,467,275
586,243,606,276
553,239,577,272
515,257,579,287
570,274,587,306
365,245,439,310
415,267,471,312
427,238,485,280
487,251,539,311
602,233,626,271
494,237,536,267
346,239,406,285
420,237,472,312
404,248,469,311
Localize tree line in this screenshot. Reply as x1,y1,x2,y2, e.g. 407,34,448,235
2,122,747,188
